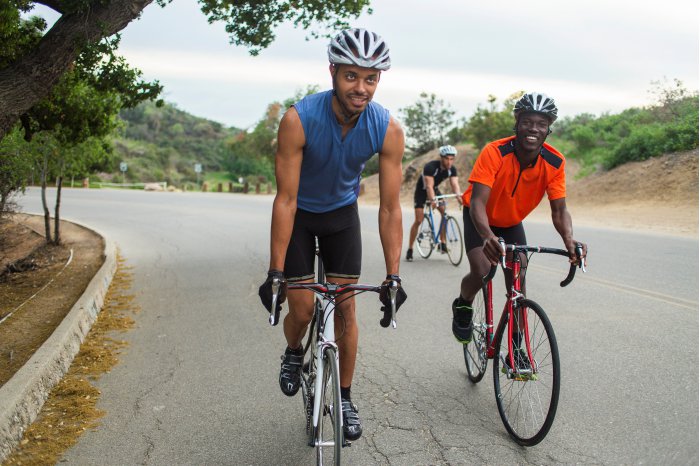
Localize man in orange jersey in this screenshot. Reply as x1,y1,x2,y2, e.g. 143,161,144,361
452,92,587,343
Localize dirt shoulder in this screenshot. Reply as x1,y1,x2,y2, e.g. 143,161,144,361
360,148,699,238
0,214,105,387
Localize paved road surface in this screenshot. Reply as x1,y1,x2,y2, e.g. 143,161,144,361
18,188,699,465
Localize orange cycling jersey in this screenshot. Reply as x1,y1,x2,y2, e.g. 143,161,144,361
462,136,566,227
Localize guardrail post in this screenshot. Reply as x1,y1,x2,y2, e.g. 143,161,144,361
228,182,233,193
267,182,272,194
243,181,249,194
202,182,209,192
255,183,261,194
217,183,223,193
82,178,89,188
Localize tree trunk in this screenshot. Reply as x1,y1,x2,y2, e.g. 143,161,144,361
0,0,154,141
40,151,52,244
0,191,7,220
53,174,63,245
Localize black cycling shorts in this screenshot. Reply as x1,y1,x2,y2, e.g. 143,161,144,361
413,186,442,209
463,207,526,252
284,202,362,282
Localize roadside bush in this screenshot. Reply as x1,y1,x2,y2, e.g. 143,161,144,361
606,124,665,168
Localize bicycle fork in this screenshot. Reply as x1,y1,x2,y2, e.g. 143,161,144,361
311,298,343,435
502,293,537,381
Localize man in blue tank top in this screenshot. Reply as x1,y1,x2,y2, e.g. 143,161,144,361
258,28,408,441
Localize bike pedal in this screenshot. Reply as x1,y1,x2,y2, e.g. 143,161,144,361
343,440,352,448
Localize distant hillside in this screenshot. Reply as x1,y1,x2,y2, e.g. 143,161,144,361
107,101,240,186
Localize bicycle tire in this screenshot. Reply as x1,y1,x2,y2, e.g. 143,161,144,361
415,214,435,258
445,216,464,266
492,299,560,446
315,347,342,465
463,283,489,382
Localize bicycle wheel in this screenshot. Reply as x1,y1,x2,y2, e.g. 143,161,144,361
415,214,435,258
444,215,464,266
463,283,489,383
315,347,342,465
492,299,560,446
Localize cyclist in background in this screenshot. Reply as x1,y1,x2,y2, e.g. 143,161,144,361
452,92,587,343
257,28,407,441
405,145,462,261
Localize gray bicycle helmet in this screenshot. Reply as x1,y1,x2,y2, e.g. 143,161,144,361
438,145,457,157
328,28,391,71
513,92,558,123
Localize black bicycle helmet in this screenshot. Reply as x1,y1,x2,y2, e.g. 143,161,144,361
328,28,391,71
513,92,558,123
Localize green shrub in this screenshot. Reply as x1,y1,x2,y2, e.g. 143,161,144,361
606,124,665,168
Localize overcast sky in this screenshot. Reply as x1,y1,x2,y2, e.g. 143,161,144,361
34,0,699,129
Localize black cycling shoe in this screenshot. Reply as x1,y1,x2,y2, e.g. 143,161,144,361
341,399,363,441
452,297,473,343
405,249,413,262
439,242,448,253
279,346,303,396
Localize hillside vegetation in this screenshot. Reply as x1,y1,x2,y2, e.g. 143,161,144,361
110,101,240,187
97,82,699,192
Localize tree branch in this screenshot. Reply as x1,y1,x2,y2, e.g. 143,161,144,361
0,0,153,140
34,0,65,14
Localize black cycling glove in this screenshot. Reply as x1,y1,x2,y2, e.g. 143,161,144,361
258,270,287,324
379,275,407,327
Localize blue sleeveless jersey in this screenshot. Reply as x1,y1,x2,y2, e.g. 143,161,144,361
293,90,390,213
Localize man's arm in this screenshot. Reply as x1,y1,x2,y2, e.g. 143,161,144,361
469,182,503,265
268,108,305,271
424,175,437,204
550,198,587,263
377,117,404,276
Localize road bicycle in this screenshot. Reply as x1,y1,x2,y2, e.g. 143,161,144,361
415,193,463,266
462,240,585,446
268,245,398,465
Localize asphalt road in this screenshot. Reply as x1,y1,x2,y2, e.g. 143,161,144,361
17,188,699,465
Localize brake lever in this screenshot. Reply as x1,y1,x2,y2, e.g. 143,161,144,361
499,238,507,269
576,244,586,273
269,277,279,326
389,281,398,329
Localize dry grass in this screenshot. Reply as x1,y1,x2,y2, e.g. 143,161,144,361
3,255,139,465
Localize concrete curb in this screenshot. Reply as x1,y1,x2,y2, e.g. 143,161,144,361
0,223,117,462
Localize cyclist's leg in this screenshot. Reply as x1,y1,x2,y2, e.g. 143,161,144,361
407,187,427,259
493,223,528,337
407,206,424,259
283,209,318,348
318,202,363,440
280,210,318,396
459,207,492,301
452,208,494,342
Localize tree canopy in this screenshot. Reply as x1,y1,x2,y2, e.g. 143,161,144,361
399,92,456,156
0,0,371,140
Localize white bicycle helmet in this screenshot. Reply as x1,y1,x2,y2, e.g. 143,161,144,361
438,145,457,157
328,28,391,71
513,92,558,123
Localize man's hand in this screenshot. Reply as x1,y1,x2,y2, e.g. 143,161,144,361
565,240,588,266
482,235,505,265
258,270,287,313
379,275,407,327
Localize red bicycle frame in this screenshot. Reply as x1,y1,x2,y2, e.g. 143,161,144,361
483,258,535,373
